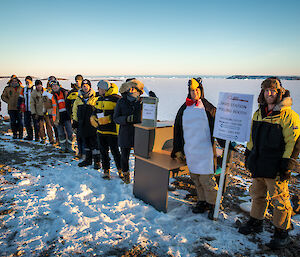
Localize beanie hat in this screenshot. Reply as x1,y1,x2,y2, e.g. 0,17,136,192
48,75,56,82
75,74,83,81
35,80,42,86
82,79,91,88
119,79,144,94
25,76,33,81
50,80,60,87
97,80,111,90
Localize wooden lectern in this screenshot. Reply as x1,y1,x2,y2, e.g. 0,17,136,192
133,121,188,212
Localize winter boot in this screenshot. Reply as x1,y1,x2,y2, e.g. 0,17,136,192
93,155,101,170
266,228,291,249
192,201,209,214
11,124,18,139
118,169,124,179
18,126,23,139
207,204,215,220
25,126,33,140
65,140,73,153
78,151,92,167
102,170,111,180
123,172,130,184
238,217,263,235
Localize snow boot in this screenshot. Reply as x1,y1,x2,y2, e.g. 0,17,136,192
266,228,291,249
118,169,124,179
78,151,92,167
18,127,23,139
207,204,215,220
11,124,18,139
102,170,111,180
123,172,130,184
64,140,73,153
25,126,33,140
93,154,101,170
238,217,263,235
192,201,209,214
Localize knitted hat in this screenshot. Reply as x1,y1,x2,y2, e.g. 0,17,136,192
75,74,83,81
48,75,56,81
82,79,91,88
97,80,111,90
35,80,43,86
25,76,33,81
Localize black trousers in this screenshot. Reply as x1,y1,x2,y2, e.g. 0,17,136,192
8,110,23,137
24,111,39,139
97,133,121,170
120,147,131,173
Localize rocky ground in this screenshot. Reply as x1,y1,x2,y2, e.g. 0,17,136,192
0,117,299,257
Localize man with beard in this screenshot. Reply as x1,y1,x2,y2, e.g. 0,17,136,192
238,77,300,249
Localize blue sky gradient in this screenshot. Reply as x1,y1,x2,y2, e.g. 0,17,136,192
0,0,299,76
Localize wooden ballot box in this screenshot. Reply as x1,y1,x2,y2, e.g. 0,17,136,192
133,122,188,213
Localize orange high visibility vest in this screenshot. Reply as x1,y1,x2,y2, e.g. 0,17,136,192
52,90,67,122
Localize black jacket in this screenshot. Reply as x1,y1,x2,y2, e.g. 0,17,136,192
113,94,142,148
73,90,97,138
246,97,300,178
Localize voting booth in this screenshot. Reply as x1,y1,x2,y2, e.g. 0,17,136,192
133,119,189,213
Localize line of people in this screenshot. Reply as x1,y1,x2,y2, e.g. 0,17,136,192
1,75,145,183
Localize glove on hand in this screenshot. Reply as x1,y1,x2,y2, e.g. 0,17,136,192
280,158,298,181
98,116,111,125
175,151,186,163
244,148,251,169
127,115,135,123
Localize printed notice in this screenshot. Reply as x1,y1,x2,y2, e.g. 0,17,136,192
213,92,253,142
142,103,156,120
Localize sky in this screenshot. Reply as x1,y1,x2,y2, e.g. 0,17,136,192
0,0,300,77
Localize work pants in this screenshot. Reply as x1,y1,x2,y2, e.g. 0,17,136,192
250,177,292,230
190,173,218,205
8,110,23,138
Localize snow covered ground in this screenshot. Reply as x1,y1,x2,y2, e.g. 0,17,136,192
0,76,300,256
1,125,300,257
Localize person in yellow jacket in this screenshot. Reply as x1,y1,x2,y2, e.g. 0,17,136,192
238,77,300,249
66,74,85,158
72,79,100,169
90,80,122,179
1,75,24,139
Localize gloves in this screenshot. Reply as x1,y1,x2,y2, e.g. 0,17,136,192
98,116,111,125
244,148,251,169
90,116,99,128
127,115,135,123
279,158,298,181
175,151,186,163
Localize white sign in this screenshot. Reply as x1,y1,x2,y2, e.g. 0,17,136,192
142,103,156,120
213,92,253,142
